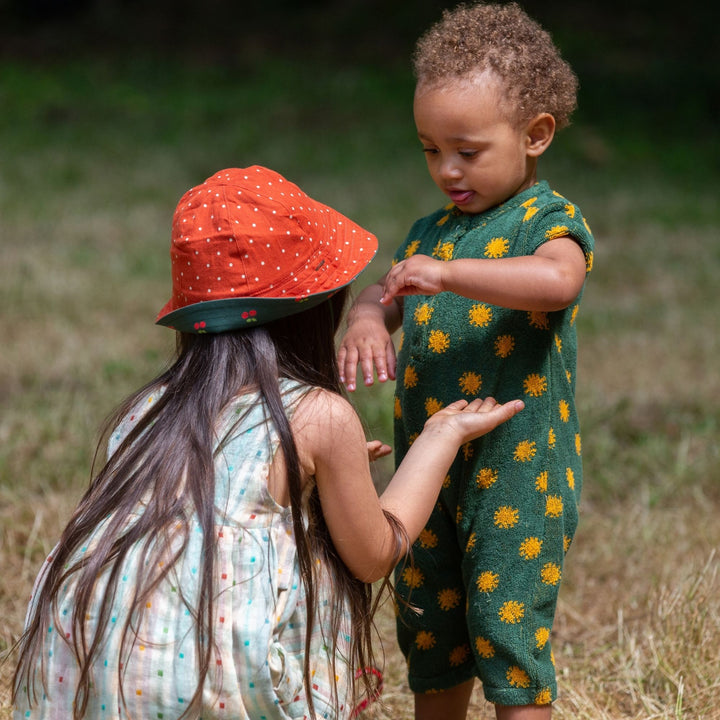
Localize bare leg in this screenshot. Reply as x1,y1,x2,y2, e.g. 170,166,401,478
495,704,552,720
414,679,475,720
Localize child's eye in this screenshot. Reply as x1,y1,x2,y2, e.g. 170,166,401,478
422,147,439,155
459,150,478,158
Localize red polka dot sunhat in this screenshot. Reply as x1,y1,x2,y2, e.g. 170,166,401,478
156,166,378,333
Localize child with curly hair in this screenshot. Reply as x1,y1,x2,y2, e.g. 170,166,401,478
338,3,595,718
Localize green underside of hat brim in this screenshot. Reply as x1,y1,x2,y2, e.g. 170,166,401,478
156,291,342,333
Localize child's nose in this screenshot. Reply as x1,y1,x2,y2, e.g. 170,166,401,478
438,157,462,181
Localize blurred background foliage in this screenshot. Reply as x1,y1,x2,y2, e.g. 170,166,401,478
1,2,719,716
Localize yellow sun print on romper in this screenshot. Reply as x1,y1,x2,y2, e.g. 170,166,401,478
402,566,425,589
566,467,575,490
559,399,571,422
476,571,500,593
523,374,547,397
521,197,538,221
535,471,549,492
428,330,450,353
585,248,594,272
476,467,498,490
404,239,421,258
494,506,519,528
535,627,550,649
437,588,462,611
424,397,444,416
415,631,436,650
545,495,564,518
418,528,439,549
507,666,531,689
528,311,550,330
465,532,477,552
414,303,434,325
432,240,454,261
519,537,543,560
469,303,493,327
499,600,525,624
404,366,418,389
514,440,537,462
541,562,562,586
484,237,509,258
494,334,515,358
449,644,470,667
535,688,553,706
545,225,570,241
459,371,482,395
475,636,495,659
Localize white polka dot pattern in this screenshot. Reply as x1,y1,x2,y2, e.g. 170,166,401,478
157,166,377,326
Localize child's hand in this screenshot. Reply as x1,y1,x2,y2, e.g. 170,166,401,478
367,439,392,462
338,314,396,391
423,397,525,445
381,255,445,304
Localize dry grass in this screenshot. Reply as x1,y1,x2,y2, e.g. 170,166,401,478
1,59,719,719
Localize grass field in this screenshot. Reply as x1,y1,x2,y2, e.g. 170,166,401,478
1,55,719,719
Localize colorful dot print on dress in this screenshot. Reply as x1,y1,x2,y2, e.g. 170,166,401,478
14,380,351,719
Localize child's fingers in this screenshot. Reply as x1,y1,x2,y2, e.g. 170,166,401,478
367,439,392,462
360,350,378,386
442,399,471,412
464,396,504,413
379,263,405,304
460,399,524,439
338,345,360,391
337,345,348,382
385,342,397,382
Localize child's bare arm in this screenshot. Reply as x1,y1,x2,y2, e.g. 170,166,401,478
381,236,587,311
338,278,403,391
294,390,524,583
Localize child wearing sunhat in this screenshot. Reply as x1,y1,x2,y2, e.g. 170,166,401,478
13,165,523,720
339,3,595,719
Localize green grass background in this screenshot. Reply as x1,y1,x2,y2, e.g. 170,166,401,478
1,3,719,715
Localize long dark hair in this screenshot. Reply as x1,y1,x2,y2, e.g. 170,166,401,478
13,288,401,718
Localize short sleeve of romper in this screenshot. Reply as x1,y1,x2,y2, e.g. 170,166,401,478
14,380,352,720
391,182,594,705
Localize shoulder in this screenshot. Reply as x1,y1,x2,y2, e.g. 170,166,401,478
522,182,595,256
293,388,365,448
293,387,361,435
291,388,366,477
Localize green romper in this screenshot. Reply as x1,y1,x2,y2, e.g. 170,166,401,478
393,181,594,706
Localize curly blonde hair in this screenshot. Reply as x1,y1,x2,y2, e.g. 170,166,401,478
413,2,578,129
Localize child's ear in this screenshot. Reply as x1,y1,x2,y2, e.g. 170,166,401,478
525,113,556,157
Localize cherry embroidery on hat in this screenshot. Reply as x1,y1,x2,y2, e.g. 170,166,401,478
241,310,257,323
193,321,207,333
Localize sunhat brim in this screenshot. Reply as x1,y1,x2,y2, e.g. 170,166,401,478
156,270,370,334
